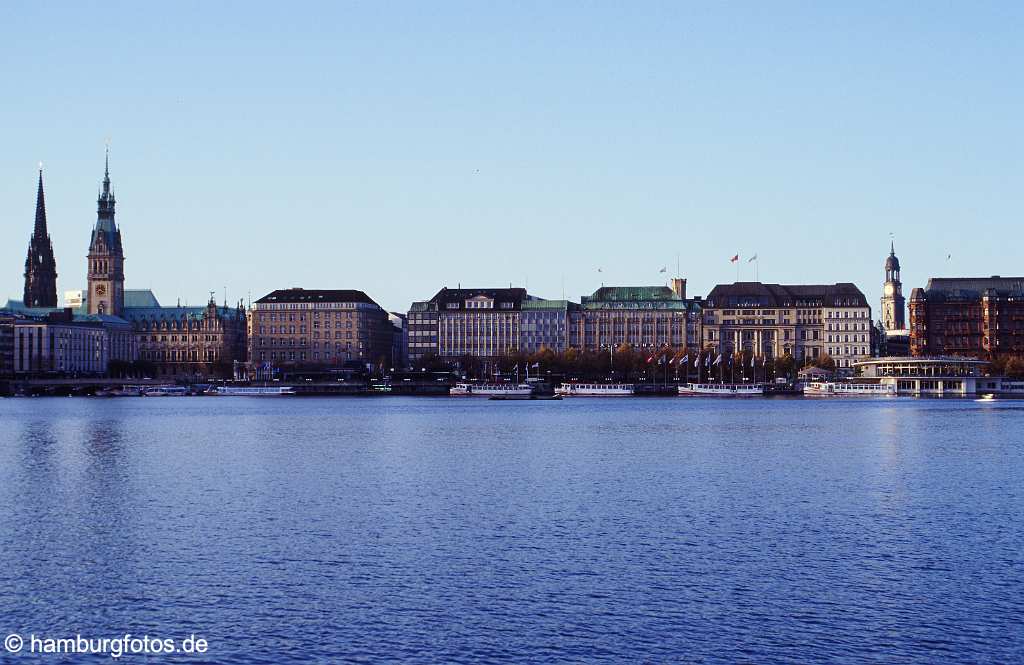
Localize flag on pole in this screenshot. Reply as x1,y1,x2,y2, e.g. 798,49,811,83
705,354,711,368
679,354,688,365
659,266,667,273
750,355,755,368
713,354,722,366
647,355,655,363
597,267,603,273
531,362,540,368
946,254,952,261
730,254,739,263
748,254,758,263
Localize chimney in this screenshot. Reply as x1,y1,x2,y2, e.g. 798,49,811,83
670,278,687,299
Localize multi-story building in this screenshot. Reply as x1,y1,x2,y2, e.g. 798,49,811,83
521,299,577,353
407,288,530,363
909,277,1024,358
249,289,392,369
407,300,439,366
12,309,134,376
388,312,409,369
126,294,246,378
702,282,871,370
574,279,699,353
23,168,58,309
0,312,15,378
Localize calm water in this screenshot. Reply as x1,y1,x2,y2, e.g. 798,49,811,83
1,396,1022,663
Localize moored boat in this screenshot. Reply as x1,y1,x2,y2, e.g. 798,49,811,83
555,383,635,397
142,385,190,397
803,381,896,396
215,385,296,396
450,382,533,397
678,383,765,396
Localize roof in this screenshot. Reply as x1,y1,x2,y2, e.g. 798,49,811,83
428,287,529,311
579,285,695,311
123,305,243,322
256,288,379,306
582,286,682,303
125,289,161,308
1,300,70,318
705,282,868,308
521,299,578,311
920,277,1024,300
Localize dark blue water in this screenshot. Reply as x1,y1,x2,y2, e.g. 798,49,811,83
1,397,1022,663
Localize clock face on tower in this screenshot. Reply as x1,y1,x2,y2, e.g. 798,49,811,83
884,283,894,296
96,284,107,296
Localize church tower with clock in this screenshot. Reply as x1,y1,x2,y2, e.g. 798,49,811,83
880,241,905,331
87,150,125,317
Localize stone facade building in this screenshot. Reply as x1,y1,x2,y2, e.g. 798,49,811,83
407,288,526,363
574,279,699,353
703,282,872,370
249,288,392,369
23,169,58,309
909,277,1024,358
126,292,246,378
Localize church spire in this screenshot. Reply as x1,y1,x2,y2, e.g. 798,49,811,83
24,164,58,308
34,166,48,238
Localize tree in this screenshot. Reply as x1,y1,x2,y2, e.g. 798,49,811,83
813,353,836,372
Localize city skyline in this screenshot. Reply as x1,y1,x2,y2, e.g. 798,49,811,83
3,3,1022,313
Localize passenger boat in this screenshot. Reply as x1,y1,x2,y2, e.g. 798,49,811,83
555,383,635,397
142,385,190,397
214,385,296,396
450,382,533,397
97,385,145,397
678,383,765,396
803,381,896,396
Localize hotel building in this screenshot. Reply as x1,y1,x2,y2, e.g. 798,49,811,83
249,288,393,368
702,282,871,370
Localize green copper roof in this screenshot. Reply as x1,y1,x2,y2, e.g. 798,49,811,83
521,299,578,310
582,286,681,303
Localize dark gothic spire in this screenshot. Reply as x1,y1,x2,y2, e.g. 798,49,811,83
24,165,58,308
34,166,48,238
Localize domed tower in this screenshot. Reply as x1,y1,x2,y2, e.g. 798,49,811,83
87,149,125,316
881,241,905,331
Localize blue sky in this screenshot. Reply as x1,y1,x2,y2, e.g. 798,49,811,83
2,2,1021,313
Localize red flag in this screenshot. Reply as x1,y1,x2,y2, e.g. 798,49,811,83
730,254,739,263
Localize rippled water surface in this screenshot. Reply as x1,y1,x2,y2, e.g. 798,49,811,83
1,396,1022,663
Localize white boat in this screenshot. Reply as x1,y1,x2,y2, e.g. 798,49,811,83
450,382,533,397
803,381,896,396
679,383,765,396
143,385,189,397
215,385,296,396
555,383,635,396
